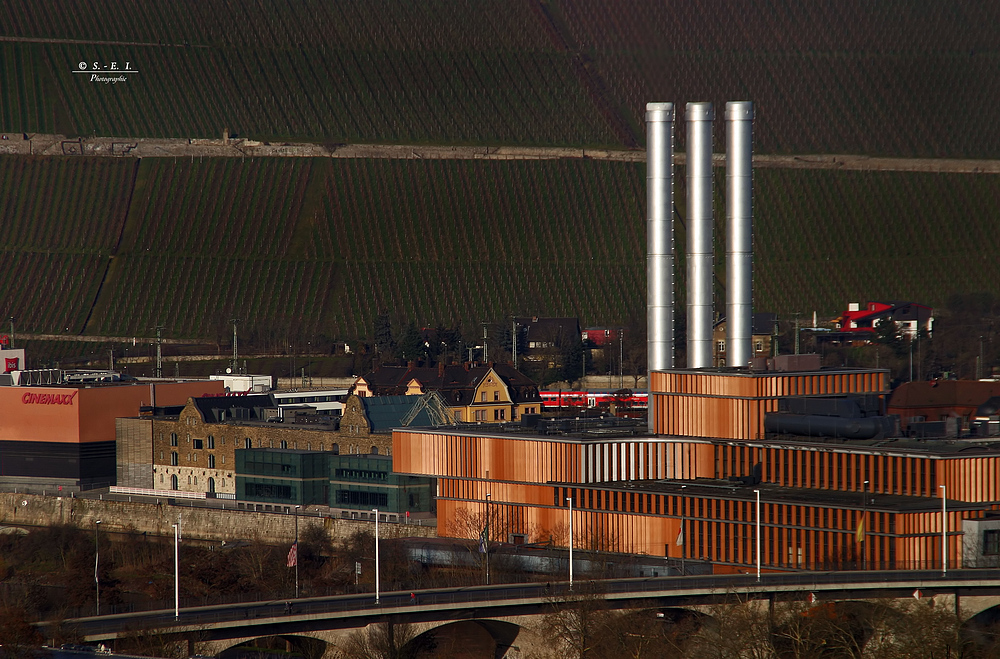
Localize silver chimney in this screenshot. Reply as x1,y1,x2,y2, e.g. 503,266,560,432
726,101,754,368
685,102,714,369
646,102,676,400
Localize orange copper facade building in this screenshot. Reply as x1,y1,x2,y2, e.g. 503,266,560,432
395,365,1000,573
649,368,888,440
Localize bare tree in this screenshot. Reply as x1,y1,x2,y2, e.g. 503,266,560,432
332,620,432,659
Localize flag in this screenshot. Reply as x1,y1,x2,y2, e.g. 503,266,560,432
478,525,488,553
675,526,684,547
856,516,865,544
287,541,298,567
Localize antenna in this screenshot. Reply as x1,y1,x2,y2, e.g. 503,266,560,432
230,319,239,374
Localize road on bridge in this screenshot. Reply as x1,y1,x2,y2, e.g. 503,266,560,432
42,569,1000,642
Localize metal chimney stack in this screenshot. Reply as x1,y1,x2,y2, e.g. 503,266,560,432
646,102,676,398
685,102,714,369
726,101,754,368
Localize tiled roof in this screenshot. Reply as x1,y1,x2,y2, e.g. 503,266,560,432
888,381,1000,410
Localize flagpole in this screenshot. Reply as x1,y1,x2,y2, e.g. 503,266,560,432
861,480,869,571
294,505,300,598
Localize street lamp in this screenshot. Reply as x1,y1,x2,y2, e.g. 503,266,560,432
172,523,179,620
566,496,574,590
679,485,687,576
754,489,761,581
940,484,947,576
294,505,300,598
94,520,101,616
372,508,380,604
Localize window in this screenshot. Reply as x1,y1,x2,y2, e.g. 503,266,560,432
170,452,178,466
717,340,726,353
454,411,462,422
245,438,252,449
208,478,216,493
335,490,388,507
171,474,178,490
494,391,500,401
985,530,1000,555
481,392,486,402
221,455,225,464
331,443,339,455
755,341,764,352
208,455,216,469
280,440,288,449
207,435,215,449
187,433,191,443
170,433,178,446
193,439,204,449
371,445,379,455
475,409,487,421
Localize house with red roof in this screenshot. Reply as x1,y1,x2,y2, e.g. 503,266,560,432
836,301,933,340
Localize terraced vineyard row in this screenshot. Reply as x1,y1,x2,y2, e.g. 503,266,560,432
5,1,1000,155
0,0,556,51
1,156,998,344
754,169,1000,314
0,157,134,252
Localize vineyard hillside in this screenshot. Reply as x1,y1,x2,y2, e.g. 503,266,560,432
1,156,997,344
1,1,1000,156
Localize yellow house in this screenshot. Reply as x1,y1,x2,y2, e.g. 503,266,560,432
353,362,542,424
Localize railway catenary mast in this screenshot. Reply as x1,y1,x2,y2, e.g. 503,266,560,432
726,101,754,368
645,102,675,431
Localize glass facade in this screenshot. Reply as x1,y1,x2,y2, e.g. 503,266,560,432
235,449,433,513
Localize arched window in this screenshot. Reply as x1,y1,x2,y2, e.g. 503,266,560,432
171,474,178,490
371,446,378,455
245,437,252,449
187,475,192,485
331,443,339,455
208,478,216,493
208,454,216,469
170,452,178,466
280,440,288,449
170,433,178,446
207,435,215,449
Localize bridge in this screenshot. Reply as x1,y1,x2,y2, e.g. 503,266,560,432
44,570,1000,656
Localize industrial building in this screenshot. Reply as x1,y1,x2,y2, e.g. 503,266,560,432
393,101,1000,574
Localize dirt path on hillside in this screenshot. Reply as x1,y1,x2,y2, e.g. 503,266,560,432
3,133,1000,174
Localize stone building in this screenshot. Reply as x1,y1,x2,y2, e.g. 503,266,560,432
121,393,433,496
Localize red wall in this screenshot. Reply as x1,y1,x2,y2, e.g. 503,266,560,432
0,380,223,444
